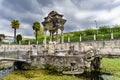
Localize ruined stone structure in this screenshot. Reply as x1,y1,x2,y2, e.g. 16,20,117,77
30,48,101,74
42,11,66,43
1,39,120,74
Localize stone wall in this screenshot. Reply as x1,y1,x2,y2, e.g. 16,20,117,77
31,55,86,70
0,39,120,55
55,40,120,55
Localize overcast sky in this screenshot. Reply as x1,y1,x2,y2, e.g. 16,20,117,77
0,0,120,37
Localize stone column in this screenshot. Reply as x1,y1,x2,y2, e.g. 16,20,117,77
79,42,81,52
61,30,64,43
28,41,31,51
44,30,47,48
68,37,70,42
50,32,52,42
94,34,96,40
51,33,53,42
58,38,60,43
28,41,30,45
56,30,58,42
19,41,21,45
111,32,114,39
36,40,38,45
80,35,82,42
79,36,82,52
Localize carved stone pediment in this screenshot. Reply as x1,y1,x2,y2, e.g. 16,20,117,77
42,11,66,42
42,11,66,31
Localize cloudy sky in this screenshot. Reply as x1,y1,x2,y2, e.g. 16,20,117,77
0,0,120,37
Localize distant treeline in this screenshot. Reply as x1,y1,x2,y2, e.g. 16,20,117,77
21,25,120,44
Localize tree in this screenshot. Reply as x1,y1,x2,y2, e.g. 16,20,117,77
0,34,5,42
39,27,44,35
11,20,20,43
32,21,41,41
98,25,110,34
37,26,44,39
84,28,96,35
74,31,84,36
16,34,22,44
112,25,120,33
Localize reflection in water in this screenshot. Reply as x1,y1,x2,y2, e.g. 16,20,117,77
77,71,112,80
90,70,103,80
0,66,14,79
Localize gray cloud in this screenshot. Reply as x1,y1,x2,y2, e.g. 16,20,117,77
71,0,120,11
0,0,120,37
2,0,43,13
37,0,53,7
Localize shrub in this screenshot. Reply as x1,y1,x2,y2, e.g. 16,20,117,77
114,33,120,39
58,66,71,72
84,28,96,35
98,25,110,34
43,63,72,74
74,31,84,36
43,63,58,73
82,35,94,41
96,34,110,40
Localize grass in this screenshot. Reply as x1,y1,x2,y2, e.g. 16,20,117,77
3,70,85,80
101,58,120,79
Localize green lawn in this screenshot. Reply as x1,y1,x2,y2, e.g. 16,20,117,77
101,58,120,79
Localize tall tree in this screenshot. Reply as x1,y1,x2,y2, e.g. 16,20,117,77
16,34,22,44
37,26,44,40
32,21,41,41
0,34,5,42
10,20,20,43
39,27,44,35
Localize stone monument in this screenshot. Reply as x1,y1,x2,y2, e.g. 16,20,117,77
42,11,66,43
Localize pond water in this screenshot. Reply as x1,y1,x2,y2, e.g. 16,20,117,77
0,66,14,79
77,71,114,80
102,74,114,80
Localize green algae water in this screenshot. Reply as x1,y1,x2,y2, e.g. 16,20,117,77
0,66,14,79
2,58,120,80
2,70,115,80
0,61,14,79
2,70,85,80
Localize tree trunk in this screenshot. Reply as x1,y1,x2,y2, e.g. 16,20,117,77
36,30,38,41
14,28,16,43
